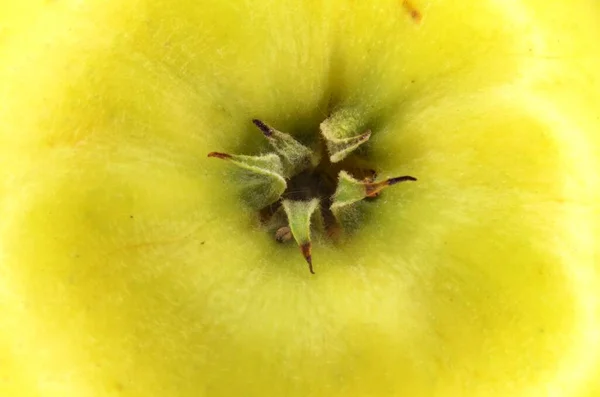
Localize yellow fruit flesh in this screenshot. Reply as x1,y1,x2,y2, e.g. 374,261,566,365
1,1,600,396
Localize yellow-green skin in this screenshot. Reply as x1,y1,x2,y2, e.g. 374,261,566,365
1,1,600,396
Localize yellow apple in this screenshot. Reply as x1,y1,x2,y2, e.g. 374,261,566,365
1,0,600,396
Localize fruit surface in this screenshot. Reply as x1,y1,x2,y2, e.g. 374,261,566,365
1,1,600,396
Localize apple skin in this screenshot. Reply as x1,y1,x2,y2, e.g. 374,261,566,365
1,0,600,396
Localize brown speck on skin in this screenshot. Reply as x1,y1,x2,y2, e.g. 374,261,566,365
207,152,232,159
402,0,423,23
300,243,314,274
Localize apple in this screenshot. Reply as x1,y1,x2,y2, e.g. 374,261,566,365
1,0,600,396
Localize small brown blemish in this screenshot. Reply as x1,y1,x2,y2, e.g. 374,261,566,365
207,152,232,159
402,0,422,23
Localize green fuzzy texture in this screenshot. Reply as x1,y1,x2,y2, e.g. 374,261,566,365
282,198,320,246
320,107,372,163
263,125,317,177
214,153,287,208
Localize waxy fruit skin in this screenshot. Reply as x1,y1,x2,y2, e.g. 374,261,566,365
1,1,600,396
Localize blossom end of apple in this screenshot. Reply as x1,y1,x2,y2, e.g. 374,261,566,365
212,116,416,274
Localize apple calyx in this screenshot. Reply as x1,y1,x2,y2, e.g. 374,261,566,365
208,112,416,273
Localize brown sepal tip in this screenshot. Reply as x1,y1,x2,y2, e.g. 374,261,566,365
388,175,417,185
360,130,372,140
365,175,417,197
207,152,232,159
300,243,314,274
252,119,273,137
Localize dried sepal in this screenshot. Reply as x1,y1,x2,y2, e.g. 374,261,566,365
320,108,371,163
208,152,287,207
281,198,320,274
252,119,317,177
330,171,367,210
331,171,416,221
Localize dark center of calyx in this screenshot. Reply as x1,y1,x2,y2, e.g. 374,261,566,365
208,109,416,274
